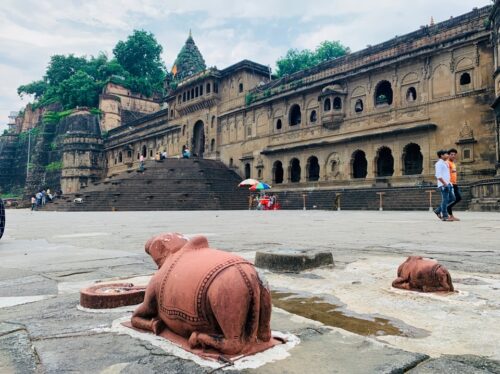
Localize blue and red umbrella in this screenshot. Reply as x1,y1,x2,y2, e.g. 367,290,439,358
249,182,271,191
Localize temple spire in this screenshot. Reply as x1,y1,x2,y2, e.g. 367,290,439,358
172,30,206,81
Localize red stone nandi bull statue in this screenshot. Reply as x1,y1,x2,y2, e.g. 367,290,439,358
131,233,272,355
392,256,454,292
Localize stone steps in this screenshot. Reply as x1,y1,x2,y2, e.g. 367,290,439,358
42,158,250,211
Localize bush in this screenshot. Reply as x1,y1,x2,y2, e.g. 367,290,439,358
45,161,63,172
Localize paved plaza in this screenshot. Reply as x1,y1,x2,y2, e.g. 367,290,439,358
0,209,499,373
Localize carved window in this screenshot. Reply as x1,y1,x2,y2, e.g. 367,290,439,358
211,116,216,129
170,109,174,118
258,169,262,179
289,104,301,126
276,119,282,130
463,148,471,160
333,97,342,110
324,98,331,111
310,110,317,123
206,83,211,94
375,80,393,106
239,83,244,93
127,150,132,158
183,92,186,102
406,87,417,102
200,85,203,95
118,152,122,163
210,138,215,152
460,72,471,86
355,99,364,113
195,86,199,97
229,158,233,167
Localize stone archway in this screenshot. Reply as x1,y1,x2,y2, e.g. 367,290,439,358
290,158,301,183
403,143,423,175
273,161,284,184
192,120,205,158
307,156,320,181
352,150,367,179
376,146,394,177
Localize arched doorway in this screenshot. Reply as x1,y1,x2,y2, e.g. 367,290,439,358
403,143,423,175
192,120,205,158
141,145,147,157
376,146,394,177
290,158,301,183
307,156,320,181
244,163,251,179
352,150,367,178
273,161,284,184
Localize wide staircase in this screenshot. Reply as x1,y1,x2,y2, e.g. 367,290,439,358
43,159,250,211
274,185,471,211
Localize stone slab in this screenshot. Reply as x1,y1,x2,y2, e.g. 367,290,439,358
408,355,500,374
0,323,38,374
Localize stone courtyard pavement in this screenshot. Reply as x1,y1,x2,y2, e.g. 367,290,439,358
0,210,499,374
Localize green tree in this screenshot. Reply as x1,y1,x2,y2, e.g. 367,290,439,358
275,49,316,78
275,40,349,77
57,70,99,109
113,29,166,94
17,80,47,99
315,41,350,63
45,54,88,86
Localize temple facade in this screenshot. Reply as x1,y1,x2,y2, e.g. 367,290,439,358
71,5,500,194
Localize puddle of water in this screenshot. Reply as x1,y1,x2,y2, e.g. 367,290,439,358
271,291,404,337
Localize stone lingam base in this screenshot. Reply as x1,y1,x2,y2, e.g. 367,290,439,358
255,249,334,273
80,283,146,309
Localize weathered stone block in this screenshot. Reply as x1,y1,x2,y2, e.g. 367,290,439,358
255,249,334,272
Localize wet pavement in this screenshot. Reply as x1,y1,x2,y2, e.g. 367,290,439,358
0,210,499,373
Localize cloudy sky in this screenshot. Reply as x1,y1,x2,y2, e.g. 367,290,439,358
0,0,491,131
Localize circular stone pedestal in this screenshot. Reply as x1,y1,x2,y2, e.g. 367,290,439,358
255,250,334,272
80,283,146,309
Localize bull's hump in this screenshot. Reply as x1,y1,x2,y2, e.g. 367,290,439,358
183,236,209,250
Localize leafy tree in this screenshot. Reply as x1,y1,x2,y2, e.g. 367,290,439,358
45,54,88,86
113,29,166,94
57,71,99,109
315,41,350,63
275,40,349,77
17,80,47,99
275,49,316,78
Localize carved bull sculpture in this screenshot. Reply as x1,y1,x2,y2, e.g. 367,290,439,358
392,256,454,292
132,233,272,355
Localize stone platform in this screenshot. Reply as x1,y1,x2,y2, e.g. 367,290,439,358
0,210,499,373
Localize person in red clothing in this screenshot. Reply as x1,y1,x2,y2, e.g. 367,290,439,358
447,148,461,221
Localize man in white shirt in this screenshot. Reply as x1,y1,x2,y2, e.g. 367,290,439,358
433,150,455,221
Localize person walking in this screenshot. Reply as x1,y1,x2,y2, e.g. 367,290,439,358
447,148,461,221
139,154,145,172
434,150,455,221
41,189,47,206
31,196,36,211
